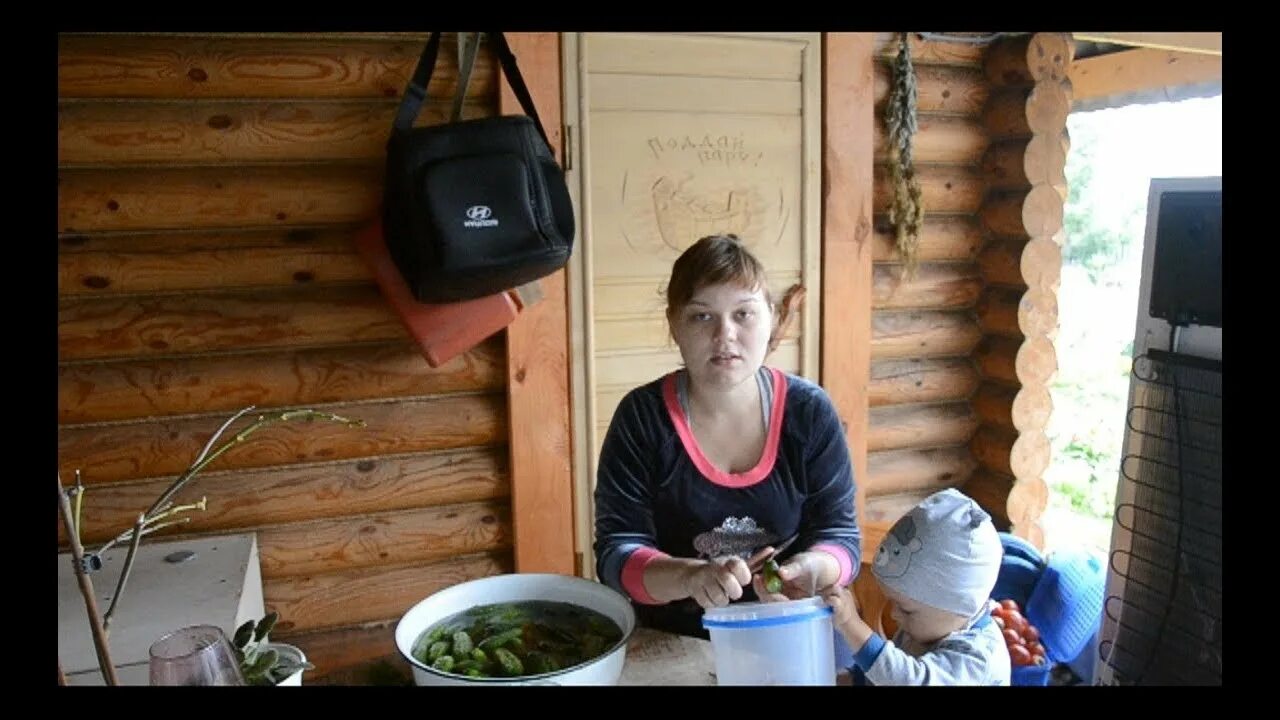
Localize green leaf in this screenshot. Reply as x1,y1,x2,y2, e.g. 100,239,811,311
233,620,255,649
254,612,279,642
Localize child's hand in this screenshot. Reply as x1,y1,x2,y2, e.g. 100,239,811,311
820,582,873,651
820,583,858,627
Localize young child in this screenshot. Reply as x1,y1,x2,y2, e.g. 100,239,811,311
821,488,1010,686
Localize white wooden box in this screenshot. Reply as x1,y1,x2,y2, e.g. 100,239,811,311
58,533,265,686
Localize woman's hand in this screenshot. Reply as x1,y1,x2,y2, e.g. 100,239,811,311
681,555,753,609
751,550,837,602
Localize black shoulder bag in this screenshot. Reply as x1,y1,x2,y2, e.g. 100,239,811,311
383,32,575,303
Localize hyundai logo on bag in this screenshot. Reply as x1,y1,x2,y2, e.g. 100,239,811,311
463,205,499,228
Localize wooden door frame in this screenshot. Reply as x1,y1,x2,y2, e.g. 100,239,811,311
501,33,576,575
501,32,877,576
820,33,874,566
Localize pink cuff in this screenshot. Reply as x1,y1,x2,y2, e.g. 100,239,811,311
812,543,854,587
621,546,670,605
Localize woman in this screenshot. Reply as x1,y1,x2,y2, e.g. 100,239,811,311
593,234,861,638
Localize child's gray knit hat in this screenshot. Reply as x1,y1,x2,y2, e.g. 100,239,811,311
870,488,1003,617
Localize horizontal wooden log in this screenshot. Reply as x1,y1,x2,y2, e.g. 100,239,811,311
871,311,983,360
972,381,1052,435
1010,429,1052,480
1016,334,1058,385
869,357,979,407
963,469,1015,528
58,100,491,166
1025,191,1066,244
58,34,495,100
1012,384,1053,433
976,286,1025,337
972,382,1017,430
873,164,984,216
981,139,1031,191
1023,132,1069,195
257,500,512,578
984,80,1071,140
60,447,508,546
980,192,1031,238
979,185,1064,238
873,33,987,66
1027,79,1073,135
862,489,937,556
973,335,1021,385
58,166,382,233
1020,237,1063,291
866,446,978,496
58,285,405,363
874,114,988,164
867,402,980,453
872,263,984,310
1007,474,1049,543
60,225,351,252
1016,523,1045,553
983,87,1033,139
1018,287,1059,338
983,132,1067,195
984,33,1074,87
58,394,507,485
970,424,1017,476
273,620,402,684
977,238,1060,294
59,338,504,424
264,551,511,634
977,235,1030,286
872,215,983,263
873,63,989,116
58,227,370,297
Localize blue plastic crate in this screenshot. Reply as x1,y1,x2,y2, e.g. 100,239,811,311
1010,662,1051,686
1024,549,1106,663
992,538,1105,686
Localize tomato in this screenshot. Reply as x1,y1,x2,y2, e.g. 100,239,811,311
1000,599,1019,612
1023,624,1040,643
1002,628,1023,647
1009,645,1032,667
1004,609,1027,634
992,615,1006,630
1028,641,1045,657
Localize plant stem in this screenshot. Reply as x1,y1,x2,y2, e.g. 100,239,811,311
102,513,146,633
89,406,365,644
144,408,362,519
57,474,119,686
73,469,85,546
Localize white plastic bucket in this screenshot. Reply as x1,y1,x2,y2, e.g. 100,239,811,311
701,597,836,686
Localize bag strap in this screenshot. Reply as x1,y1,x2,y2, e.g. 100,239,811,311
485,31,552,150
392,32,553,152
450,33,482,122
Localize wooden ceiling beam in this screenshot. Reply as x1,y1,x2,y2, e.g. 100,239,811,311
1072,32,1221,56
1070,46,1222,102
